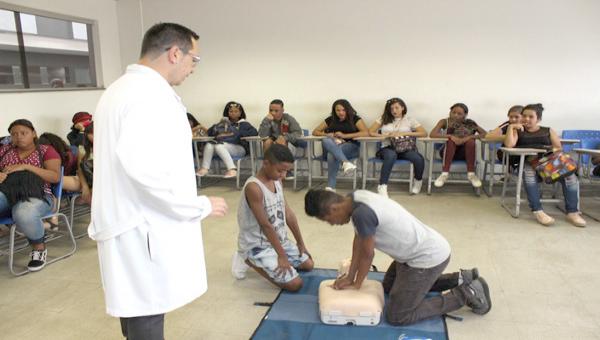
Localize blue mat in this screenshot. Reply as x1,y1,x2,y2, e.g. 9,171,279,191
251,268,449,340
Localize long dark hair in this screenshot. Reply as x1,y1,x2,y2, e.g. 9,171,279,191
7,119,38,146
38,133,70,168
330,99,357,123
82,122,94,162
187,112,200,128
222,101,247,120
381,97,408,125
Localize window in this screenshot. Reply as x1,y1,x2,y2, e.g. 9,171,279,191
0,7,99,90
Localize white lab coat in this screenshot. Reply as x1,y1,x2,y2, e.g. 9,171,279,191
89,64,212,317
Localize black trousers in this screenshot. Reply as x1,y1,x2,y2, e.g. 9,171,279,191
120,314,164,340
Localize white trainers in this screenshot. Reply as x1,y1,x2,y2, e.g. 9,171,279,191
324,187,336,192
377,184,388,198
231,252,249,280
533,210,555,226
434,172,449,187
411,179,423,195
467,172,482,188
342,161,357,174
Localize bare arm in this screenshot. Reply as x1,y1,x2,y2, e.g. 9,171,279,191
4,158,61,184
399,125,428,137
312,121,330,136
368,120,384,137
335,234,375,289
429,119,448,138
549,128,562,151
503,124,522,148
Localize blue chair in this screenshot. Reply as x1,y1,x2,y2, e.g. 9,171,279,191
311,138,359,190
561,130,600,175
367,142,414,193
0,167,77,276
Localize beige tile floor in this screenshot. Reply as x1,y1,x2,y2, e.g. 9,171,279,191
1,181,599,340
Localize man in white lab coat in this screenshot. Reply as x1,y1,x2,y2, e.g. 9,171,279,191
89,23,228,340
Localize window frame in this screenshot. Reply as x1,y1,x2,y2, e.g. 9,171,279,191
0,1,104,92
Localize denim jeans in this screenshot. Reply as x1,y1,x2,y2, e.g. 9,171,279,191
0,192,53,244
202,142,246,170
321,137,359,188
523,166,579,213
378,147,425,184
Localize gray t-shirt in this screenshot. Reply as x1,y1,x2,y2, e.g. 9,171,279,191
237,177,288,254
351,190,451,268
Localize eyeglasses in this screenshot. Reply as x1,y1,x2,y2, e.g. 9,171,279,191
164,46,200,64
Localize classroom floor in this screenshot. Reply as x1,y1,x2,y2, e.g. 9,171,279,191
1,181,599,340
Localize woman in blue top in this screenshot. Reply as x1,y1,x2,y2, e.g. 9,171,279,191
197,101,258,178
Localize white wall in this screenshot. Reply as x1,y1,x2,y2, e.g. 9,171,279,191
130,0,600,133
0,0,122,137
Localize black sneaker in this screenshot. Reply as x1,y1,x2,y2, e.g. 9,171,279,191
27,249,47,272
460,267,479,285
462,277,491,315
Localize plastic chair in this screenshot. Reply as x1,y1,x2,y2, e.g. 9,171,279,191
367,141,415,193
1,167,77,276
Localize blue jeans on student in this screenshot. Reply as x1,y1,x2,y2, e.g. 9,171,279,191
378,147,425,184
321,137,359,188
522,166,579,213
0,192,53,244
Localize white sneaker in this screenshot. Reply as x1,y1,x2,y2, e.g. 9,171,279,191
342,161,357,174
325,186,336,192
434,172,449,187
411,180,422,195
467,172,482,188
377,184,388,198
231,252,249,280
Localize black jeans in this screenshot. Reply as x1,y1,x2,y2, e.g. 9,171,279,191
382,257,466,326
120,314,164,340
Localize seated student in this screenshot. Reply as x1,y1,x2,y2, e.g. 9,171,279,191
487,105,524,163
304,189,491,326
258,99,306,179
233,144,313,291
187,112,208,137
0,119,61,271
78,123,94,204
312,99,369,191
504,103,586,227
259,99,307,152
369,97,427,197
197,102,258,178
66,111,92,147
38,133,80,192
430,103,487,188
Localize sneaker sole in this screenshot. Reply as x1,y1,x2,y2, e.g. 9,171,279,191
27,264,46,272
472,277,491,315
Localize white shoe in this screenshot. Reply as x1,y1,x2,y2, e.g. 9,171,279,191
467,172,482,188
434,172,449,187
342,161,357,174
231,252,249,280
533,211,555,226
377,184,388,198
325,186,336,192
411,180,422,195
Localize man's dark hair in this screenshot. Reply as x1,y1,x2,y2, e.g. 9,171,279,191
270,99,284,108
264,144,294,164
523,103,544,120
140,22,199,58
304,189,343,218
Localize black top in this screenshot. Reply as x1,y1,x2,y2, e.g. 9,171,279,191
516,126,551,149
497,120,510,135
324,115,362,141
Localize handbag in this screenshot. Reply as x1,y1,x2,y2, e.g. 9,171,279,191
0,170,46,205
390,136,416,153
530,151,578,184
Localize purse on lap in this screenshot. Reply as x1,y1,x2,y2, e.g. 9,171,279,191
390,136,416,153
530,151,578,184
